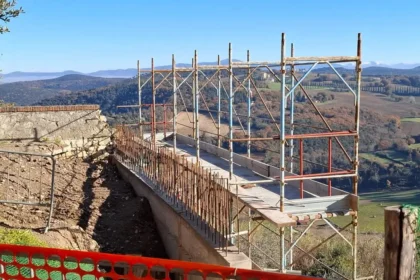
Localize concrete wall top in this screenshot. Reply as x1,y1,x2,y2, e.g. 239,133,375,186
0,105,99,113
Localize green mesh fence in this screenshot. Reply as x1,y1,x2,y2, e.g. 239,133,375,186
402,204,420,276
1,253,101,280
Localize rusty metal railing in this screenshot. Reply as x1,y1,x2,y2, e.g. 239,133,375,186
0,149,56,233
114,125,232,250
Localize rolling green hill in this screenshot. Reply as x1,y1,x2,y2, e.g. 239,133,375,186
0,74,126,105
36,78,148,113
36,75,420,192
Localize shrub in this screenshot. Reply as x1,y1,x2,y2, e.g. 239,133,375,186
0,228,47,247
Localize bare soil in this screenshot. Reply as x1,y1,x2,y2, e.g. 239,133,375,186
175,112,236,137
0,143,167,258
314,89,420,117
402,121,420,137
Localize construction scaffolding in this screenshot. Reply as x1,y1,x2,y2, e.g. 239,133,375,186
116,33,363,279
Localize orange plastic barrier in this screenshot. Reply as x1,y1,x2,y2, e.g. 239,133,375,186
0,244,318,279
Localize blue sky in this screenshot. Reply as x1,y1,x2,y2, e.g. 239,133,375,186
0,0,419,73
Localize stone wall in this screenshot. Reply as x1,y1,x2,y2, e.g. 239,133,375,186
0,105,112,158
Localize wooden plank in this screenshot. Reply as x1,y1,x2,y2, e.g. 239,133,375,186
285,55,358,62
283,195,349,215
232,186,295,227
348,194,359,211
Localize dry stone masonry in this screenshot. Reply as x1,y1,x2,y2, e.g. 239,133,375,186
0,105,112,158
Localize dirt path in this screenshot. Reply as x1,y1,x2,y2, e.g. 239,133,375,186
0,147,167,258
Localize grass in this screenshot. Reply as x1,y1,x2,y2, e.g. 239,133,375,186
401,117,420,123
267,82,334,91
331,189,420,233
408,143,420,149
362,189,420,205
0,228,47,247
360,149,412,167
379,150,408,164
312,100,337,106
267,82,281,90
359,152,400,167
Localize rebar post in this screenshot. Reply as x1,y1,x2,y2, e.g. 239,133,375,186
45,157,56,233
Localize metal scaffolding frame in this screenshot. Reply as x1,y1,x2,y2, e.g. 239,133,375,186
117,33,363,279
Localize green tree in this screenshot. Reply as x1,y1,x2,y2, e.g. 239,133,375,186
394,96,403,102
0,0,23,34
385,85,392,96
381,78,390,87
0,99,14,107
316,92,327,102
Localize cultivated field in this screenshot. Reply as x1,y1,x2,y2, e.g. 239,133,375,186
402,117,420,123
175,111,237,137
359,144,419,168
359,152,404,168
402,118,420,137
331,189,420,233
268,81,420,118
317,90,420,117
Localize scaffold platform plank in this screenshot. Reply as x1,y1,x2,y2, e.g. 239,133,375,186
162,134,357,222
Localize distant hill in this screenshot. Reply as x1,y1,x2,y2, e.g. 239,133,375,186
1,71,82,83
363,66,420,75
1,59,244,83
35,77,181,126
88,69,138,78
3,70,81,78
4,60,420,84
0,74,126,105
88,63,420,77
312,65,420,75
36,78,146,115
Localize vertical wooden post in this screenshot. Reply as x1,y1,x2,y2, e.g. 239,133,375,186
384,206,417,280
